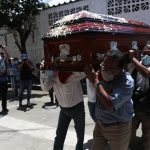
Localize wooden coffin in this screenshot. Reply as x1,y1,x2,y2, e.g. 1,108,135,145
42,11,150,71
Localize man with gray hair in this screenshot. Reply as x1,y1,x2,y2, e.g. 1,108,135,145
84,50,134,150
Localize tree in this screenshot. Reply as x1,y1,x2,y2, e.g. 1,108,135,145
0,0,48,54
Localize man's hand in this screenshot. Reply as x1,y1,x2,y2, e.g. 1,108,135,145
129,50,136,60
40,63,44,70
84,64,99,85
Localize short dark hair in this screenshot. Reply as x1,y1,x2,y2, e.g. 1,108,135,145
106,50,125,69
13,57,18,60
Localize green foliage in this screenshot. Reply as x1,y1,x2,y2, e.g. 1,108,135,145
0,0,48,53
0,0,46,29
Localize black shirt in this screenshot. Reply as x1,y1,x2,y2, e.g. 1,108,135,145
20,62,33,80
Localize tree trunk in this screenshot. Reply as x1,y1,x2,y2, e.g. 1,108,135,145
20,39,27,54
12,23,31,54
13,30,27,54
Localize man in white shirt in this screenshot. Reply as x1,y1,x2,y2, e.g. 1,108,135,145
84,50,134,150
40,70,85,150
86,78,96,121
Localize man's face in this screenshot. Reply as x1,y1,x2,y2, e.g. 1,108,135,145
100,56,120,81
101,56,120,73
0,53,4,60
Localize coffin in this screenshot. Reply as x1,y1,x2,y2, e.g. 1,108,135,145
42,11,150,71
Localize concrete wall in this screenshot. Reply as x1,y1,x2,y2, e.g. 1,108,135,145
90,0,108,14
114,9,150,24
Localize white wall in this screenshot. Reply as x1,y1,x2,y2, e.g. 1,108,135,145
114,9,150,25
90,0,108,14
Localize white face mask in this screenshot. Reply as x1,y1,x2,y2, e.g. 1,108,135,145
101,70,114,81
45,70,53,78
141,55,150,66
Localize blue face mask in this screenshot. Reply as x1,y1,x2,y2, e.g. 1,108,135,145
141,55,150,66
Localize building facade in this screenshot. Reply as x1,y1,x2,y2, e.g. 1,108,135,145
0,0,149,66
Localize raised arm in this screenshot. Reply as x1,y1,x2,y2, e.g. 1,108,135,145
129,49,150,78
1,45,10,61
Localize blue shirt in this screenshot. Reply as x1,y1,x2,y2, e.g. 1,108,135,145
95,70,134,124
12,63,20,80
0,59,8,83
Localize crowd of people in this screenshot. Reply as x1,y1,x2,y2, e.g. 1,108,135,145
0,42,150,150
0,46,36,111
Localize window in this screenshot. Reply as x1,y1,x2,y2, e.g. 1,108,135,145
48,13,52,19
141,2,149,10
115,0,122,6
64,10,70,16
48,5,90,26
132,4,140,11
53,12,58,18
107,0,149,15
83,5,89,11
76,7,82,12
59,11,64,17
124,0,131,4
108,8,115,15
124,5,131,13
115,6,122,14
132,0,139,2
49,20,53,26
70,8,76,14
107,0,114,7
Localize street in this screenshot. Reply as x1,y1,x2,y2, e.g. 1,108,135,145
0,89,94,150
0,89,142,150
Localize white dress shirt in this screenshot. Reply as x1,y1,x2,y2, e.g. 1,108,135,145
40,71,85,107
86,78,96,103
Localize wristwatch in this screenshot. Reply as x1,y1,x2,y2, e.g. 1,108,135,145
94,81,100,88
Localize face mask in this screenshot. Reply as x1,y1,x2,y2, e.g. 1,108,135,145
45,70,53,78
0,56,2,61
101,70,114,81
141,55,150,66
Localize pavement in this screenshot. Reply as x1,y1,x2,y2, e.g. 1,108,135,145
0,89,142,150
